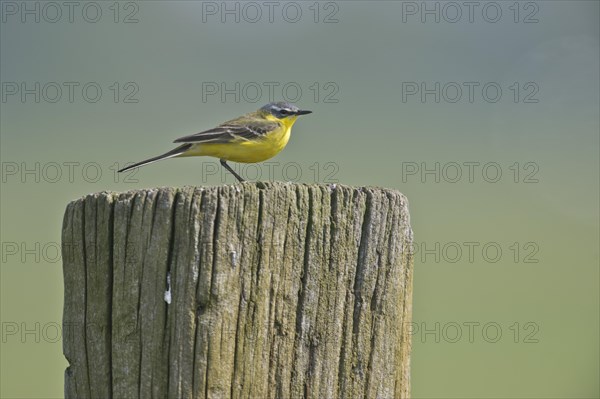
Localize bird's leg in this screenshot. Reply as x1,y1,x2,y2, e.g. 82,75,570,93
220,159,245,182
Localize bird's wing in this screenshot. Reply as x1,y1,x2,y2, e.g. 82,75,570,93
173,116,280,144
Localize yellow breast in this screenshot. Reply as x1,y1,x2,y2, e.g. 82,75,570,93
186,115,297,163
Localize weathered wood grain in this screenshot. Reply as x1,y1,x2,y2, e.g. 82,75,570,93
62,182,414,399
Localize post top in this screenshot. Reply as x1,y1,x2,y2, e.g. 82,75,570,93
72,182,409,208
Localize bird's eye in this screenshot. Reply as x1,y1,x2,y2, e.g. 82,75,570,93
280,109,291,115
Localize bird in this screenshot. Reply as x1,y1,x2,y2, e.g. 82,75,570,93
118,101,312,182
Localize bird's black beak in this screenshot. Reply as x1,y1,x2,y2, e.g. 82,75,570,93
295,110,312,115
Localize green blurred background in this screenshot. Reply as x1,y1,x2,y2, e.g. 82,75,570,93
1,1,598,397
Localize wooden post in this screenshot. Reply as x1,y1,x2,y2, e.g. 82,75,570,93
62,182,414,399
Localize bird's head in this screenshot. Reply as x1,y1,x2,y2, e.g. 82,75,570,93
259,102,312,120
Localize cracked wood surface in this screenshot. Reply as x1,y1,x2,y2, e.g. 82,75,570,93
62,182,414,399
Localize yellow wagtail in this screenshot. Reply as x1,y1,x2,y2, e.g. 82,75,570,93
118,102,312,182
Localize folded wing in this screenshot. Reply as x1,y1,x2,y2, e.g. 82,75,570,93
174,118,279,144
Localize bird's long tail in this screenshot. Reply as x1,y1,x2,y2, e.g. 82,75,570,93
118,144,193,173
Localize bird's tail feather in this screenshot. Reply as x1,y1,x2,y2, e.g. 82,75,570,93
118,144,193,173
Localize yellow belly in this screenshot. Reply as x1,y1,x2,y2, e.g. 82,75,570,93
181,123,292,163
